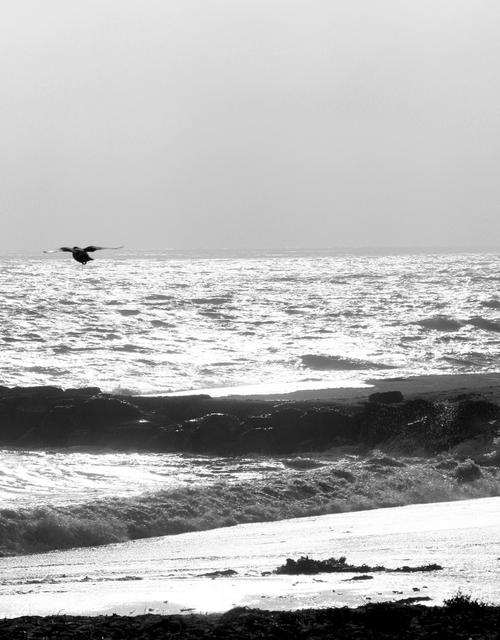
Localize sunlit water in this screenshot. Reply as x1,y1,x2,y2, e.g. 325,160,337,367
1,248,500,395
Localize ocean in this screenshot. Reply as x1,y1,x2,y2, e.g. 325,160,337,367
1,248,499,558
2,248,500,395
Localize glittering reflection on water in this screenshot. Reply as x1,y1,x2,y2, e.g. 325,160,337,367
1,249,500,394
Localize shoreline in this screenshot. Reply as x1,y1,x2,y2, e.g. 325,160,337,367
3,370,500,404
214,372,500,402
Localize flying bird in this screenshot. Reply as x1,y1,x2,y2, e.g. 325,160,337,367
43,245,123,264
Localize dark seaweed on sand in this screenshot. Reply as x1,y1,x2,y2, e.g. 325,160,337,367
275,555,443,575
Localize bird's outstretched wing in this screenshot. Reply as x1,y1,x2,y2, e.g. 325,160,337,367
83,245,123,252
43,247,74,253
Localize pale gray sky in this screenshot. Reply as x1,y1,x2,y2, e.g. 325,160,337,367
1,1,499,250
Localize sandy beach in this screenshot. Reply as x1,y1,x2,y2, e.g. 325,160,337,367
0,496,498,618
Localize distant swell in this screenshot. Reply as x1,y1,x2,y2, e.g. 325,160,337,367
468,316,500,333
416,316,463,331
300,354,394,371
481,298,500,309
191,297,232,305
118,309,141,316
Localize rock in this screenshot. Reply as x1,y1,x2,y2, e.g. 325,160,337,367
200,569,238,578
268,407,304,430
35,405,80,445
99,422,159,448
264,407,356,452
297,408,356,447
182,413,241,453
356,398,438,449
0,404,41,441
239,426,275,453
454,459,482,483
6,386,64,397
0,393,64,442
430,399,500,451
79,396,142,429
356,403,406,446
144,426,183,452
66,428,95,447
237,407,357,453
64,387,102,397
368,391,404,404
132,395,213,423
454,399,498,433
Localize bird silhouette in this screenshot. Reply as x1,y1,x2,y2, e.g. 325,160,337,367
43,245,123,264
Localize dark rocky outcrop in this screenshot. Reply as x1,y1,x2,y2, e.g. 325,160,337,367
178,413,242,454
0,385,498,457
78,396,142,429
368,390,404,404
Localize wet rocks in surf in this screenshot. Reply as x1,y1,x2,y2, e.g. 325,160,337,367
368,390,404,404
79,396,142,428
0,385,498,459
180,413,242,454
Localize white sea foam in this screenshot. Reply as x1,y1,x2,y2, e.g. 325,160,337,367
0,449,291,508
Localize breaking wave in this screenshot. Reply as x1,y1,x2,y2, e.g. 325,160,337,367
0,460,497,556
